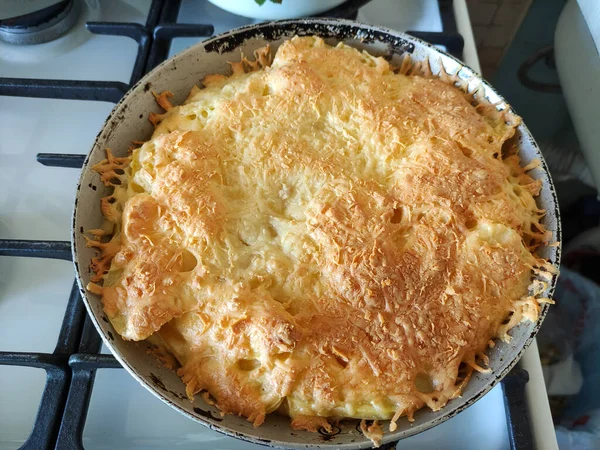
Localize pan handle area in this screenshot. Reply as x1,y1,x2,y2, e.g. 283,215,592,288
502,367,534,450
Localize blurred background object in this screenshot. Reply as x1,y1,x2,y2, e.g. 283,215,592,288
467,0,533,79
477,0,600,247
206,0,350,20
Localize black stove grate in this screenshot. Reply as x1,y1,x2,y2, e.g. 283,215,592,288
0,1,529,449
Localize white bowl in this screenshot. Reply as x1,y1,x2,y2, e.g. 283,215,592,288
207,0,348,20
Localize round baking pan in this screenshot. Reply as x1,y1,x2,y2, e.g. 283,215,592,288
72,18,561,449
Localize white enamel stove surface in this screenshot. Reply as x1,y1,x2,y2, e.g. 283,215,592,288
0,0,553,449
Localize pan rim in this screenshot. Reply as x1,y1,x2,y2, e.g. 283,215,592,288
71,17,561,449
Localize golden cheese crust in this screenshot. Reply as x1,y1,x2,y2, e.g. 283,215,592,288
88,36,555,438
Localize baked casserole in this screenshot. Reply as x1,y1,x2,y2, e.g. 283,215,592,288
86,36,556,445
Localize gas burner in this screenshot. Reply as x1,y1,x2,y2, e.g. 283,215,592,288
0,0,79,45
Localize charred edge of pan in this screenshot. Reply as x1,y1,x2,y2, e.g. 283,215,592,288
193,406,223,422
149,372,167,391
203,21,414,58
107,330,114,340
355,421,364,434
169,389,185,400
231,429,273,445
318,425,342,441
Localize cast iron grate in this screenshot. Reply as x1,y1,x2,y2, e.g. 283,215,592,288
0,1,526,449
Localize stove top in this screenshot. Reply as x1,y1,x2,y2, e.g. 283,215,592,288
0,1,549,449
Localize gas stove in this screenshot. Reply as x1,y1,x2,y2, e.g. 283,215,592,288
0,1,556,449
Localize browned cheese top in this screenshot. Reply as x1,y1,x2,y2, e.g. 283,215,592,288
89,36,553,433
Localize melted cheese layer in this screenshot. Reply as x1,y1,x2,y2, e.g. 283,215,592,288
91,36,552,431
